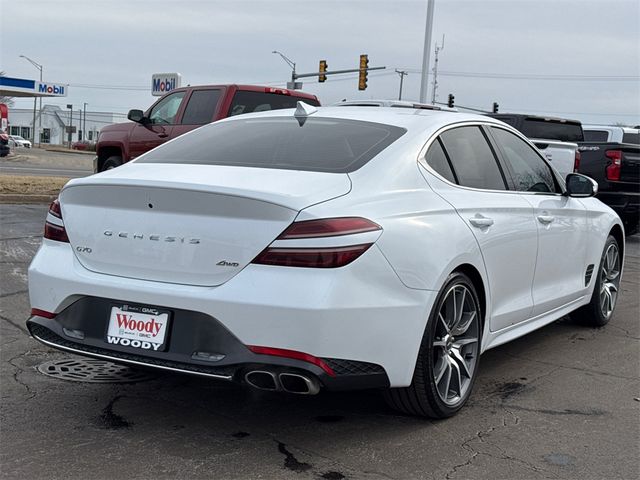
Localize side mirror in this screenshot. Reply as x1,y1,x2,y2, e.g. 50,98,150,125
127,109,146,123
566,173,598,197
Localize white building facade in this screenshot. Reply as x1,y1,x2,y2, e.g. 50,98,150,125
7,105,124,145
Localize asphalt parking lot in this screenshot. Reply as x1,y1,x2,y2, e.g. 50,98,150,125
1,203,638,480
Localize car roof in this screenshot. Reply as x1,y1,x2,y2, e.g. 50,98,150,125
334,99,457,112
583,124,639,133
160,84,318,100
221,104,505,134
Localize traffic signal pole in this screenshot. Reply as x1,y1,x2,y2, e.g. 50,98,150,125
419,0,436,103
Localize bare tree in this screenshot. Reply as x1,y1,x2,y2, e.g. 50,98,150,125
0,71,14,107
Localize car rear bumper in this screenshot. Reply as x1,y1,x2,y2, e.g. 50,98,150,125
28,239,435,388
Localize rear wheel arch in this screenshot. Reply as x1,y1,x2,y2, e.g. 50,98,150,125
609,224,624,260
452,263,487,332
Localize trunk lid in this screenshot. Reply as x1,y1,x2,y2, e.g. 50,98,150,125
60,163,351,286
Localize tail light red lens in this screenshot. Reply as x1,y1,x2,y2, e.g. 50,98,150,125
248,345,336,377
253,244,373,268
277,217,381,239
573,150,581,172
605,150,622,181
252,217,381,268
30,308,57,319
44,198,70,243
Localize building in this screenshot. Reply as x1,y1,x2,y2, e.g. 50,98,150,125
7,105,124,145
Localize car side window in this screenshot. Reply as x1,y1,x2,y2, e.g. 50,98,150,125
425,138,456,183
490,127,558,193
439,126,508,190
148,91,186,125
181,90,221,125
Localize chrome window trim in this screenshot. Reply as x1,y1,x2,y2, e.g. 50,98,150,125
417,120,566,197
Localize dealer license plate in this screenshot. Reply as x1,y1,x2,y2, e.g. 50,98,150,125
106,304,170,352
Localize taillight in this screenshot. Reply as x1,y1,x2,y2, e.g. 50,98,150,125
30,308,57,319
605,150,622,181
573,150,581,172
248,345,336,377
252,217,381,268
44,198,69,243
264,87,291,96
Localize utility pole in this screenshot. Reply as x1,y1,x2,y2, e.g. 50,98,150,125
431,35,445,104
395,69,408,100
83,103,88,139
19,55,43,146
419,0,436,103
66,104,73,148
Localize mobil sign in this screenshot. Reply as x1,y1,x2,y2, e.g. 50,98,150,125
151,73,182,96
37,82,66,96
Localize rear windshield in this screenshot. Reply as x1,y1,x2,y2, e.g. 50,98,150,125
583,130,609,142
622,132,640,144
520,119,584,142
138,117,406,173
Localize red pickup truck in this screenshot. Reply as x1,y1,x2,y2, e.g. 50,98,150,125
94,84,320,172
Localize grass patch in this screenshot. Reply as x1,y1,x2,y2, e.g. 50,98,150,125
0,175,70,195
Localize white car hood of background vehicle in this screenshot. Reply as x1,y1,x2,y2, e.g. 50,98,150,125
59,163,352,286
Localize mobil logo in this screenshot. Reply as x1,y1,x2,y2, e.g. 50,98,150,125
37,83,66,96
151,73,182,96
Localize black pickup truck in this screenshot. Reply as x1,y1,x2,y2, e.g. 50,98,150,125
577,126,640,235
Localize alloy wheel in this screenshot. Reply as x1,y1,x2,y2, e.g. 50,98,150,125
432,284,480,406
600,243,620,319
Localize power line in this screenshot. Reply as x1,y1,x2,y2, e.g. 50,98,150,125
399,69,639,81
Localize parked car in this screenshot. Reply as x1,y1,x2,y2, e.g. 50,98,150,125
29,105,623,418
94,84,321,172
0,129,9,157
9,135,32,148
577,125,639,235
486,113,583,179
71,140,96,151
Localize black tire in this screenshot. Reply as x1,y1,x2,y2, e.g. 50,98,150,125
384,272,482,418
572,235,621,327
102,155,123,171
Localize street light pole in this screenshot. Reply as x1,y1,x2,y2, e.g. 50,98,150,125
419,0,436,103
83,102,88,140
19,55,43,147
272,50,299,89
67,104,73,149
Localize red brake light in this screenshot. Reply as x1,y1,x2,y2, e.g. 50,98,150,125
264,87,291,96
605,150,622,181
253,244,373,268
277,217,381,239
252,217,381,268
248,345,336,377
44,198,70,243
30,308,57,319
573,150,581,172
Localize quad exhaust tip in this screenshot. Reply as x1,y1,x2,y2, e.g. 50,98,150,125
244,370,320,395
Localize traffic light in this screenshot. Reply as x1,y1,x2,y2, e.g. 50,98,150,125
358,54,369,91
319,60,328,83
492,102,499,113
447,93,455,108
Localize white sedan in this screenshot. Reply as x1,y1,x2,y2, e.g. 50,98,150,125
9,135,32,148
27,104,624,418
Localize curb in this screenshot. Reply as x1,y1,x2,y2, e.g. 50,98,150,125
0,194,56,204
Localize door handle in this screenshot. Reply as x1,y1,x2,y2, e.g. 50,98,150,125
157,133,168,138
469,217,494,228
537,215,555,224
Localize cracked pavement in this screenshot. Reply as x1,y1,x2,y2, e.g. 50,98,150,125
1,204,639,480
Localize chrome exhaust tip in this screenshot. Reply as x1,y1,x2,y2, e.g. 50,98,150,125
245,370,278,391
278,373,320,395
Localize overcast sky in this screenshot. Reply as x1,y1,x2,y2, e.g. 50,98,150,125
1,0,639,125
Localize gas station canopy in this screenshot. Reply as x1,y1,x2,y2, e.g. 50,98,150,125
0,76,68,98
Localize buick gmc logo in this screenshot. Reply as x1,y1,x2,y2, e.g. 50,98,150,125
104,230,200,244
